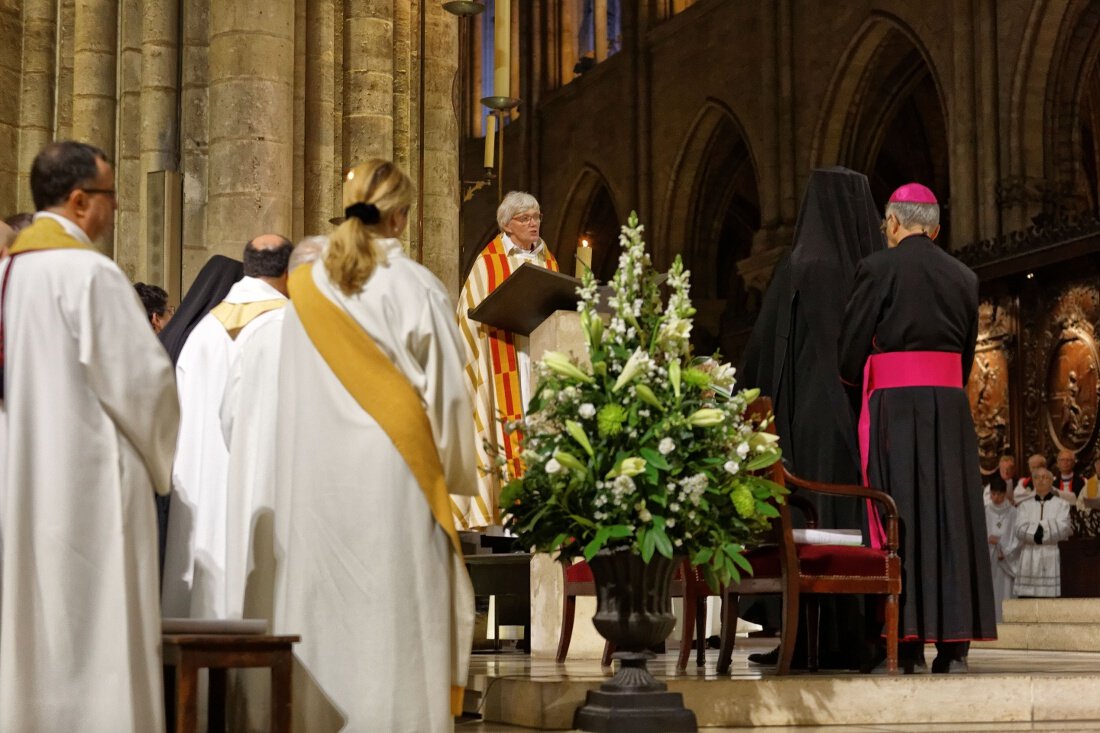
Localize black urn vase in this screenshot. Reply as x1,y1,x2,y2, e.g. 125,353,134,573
573,547,698,733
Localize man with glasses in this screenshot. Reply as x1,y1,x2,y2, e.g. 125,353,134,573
454,191,558,530
840,183,996,673
0,141,179,730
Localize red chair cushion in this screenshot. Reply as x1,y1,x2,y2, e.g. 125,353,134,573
564,561,594,583
743,544,889,579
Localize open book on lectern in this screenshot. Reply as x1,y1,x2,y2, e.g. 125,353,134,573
466,263,584,336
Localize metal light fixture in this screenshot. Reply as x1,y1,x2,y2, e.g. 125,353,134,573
442,1,485,16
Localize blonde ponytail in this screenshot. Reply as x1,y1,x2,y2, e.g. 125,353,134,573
325,159,415,295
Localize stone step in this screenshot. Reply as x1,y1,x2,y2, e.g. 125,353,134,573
979,621,1100,651
480,651,1100,729
1002,597,1100,624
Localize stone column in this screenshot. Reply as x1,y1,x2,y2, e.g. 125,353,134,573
292,0,307,241
179,0,210,283
115,0,144,278
15,0,56,212
72,0,118,255
419,2,461,295
55,0,76,140
140,0,180,275
0,3,24,213
72,0,118,151
343,0,394,165
206,0,295,258
304,0,337,235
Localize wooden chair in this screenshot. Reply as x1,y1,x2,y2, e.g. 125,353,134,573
713,397,902,676
556,559,694,666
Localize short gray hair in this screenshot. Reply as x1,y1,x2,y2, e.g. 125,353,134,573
290,235,327,272
885,201,940,231
497,191,540,230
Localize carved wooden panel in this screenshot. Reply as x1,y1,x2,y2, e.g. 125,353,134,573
967,298,1016,474
1020,281,1100,469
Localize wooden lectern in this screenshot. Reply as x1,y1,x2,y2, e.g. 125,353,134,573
467,263,607,659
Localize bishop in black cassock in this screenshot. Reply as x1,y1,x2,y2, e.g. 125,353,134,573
838,183,997,673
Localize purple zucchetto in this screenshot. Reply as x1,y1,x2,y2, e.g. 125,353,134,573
887,183,938,205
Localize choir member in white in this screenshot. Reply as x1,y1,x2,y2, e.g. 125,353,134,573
0,141,179,732
272,160,476,732
1014,468,1073,597
162,235,292,619
984,482,1020,622
220,236,323,731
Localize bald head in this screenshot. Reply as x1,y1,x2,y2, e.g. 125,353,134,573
244,233,293,295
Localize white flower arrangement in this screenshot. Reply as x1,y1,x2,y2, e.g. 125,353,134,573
499,212,786,587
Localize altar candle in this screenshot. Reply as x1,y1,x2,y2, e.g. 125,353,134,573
576,238,592,278
484,114,497,169
494,0,511,98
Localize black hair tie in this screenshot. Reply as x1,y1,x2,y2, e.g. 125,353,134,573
345,202,380,225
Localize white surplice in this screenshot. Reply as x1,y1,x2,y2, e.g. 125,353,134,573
1014,492,1072,597
162,276,286,618
220,308,285,732
984,501,1019,622
0,243,179,732
273,242,476,732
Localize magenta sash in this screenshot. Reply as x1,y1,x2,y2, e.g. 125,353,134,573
859,350,963,548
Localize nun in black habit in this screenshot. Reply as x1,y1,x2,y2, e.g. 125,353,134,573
737,166,884,668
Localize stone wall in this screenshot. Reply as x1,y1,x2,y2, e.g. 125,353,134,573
0,0,462,296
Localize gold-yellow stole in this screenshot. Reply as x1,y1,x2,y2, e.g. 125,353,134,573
288,265,468,714
209,299,286,338
1,218,96,399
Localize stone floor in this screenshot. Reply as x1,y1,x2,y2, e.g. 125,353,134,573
455,636,1100,731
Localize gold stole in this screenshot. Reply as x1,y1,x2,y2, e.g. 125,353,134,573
288,265,468,714
477,236,559,491
209,299,286,338
9,217,96,255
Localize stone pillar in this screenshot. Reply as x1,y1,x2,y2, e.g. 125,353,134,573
292,0,307,241
72,0,118,151
304,0,337,235
115,0,144,279
55,0,76,140
419,3,461,295
140,0,180,276
179,0,210,283
72,0,118,255
206,0,295,258
949,0,979,249
343,0,394,165
15,0,56,213
0,3,23,213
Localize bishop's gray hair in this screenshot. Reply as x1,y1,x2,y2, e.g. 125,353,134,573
290,235,327,272
496,191,540,230
885,201,940,232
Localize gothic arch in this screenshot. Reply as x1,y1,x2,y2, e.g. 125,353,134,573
1005,0,1100,224
810,13,950,239
554,166,621,281
661,100,761,357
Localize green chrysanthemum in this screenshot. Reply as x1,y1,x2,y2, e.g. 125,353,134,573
597,403,628,437
732,486,755,518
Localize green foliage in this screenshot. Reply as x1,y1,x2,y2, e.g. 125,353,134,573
498,212,787,588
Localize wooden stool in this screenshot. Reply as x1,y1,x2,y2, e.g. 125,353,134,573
162,633,300,733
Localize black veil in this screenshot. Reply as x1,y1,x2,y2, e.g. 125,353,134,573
158,255,243,365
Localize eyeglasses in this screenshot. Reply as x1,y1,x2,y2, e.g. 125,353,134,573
512,213,542,224
81,188,117,200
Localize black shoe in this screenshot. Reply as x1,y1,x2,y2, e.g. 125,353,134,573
931,655,969,674
747,646,779,665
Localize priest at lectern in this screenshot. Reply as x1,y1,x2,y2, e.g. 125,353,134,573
455,192,559,529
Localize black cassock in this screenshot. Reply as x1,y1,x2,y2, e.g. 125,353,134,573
839,233,997,643
738,167,884,666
